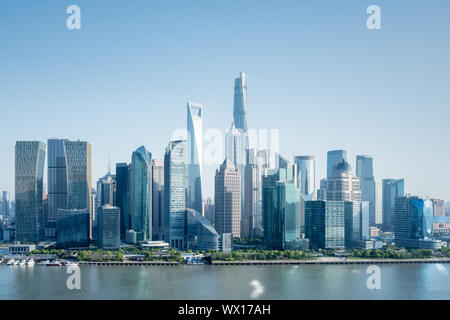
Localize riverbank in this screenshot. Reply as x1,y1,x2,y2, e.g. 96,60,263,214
211,257,450,265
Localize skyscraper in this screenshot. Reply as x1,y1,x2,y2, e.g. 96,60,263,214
233,72,248,132
164,140,187,249
305,200,345,250
186,102,203,214
294,156,316,196
47,139,68,223
327,150,347,179
130,146,152,241
98,205,121,249
356,155,376,226
431,199,446,216
152,159,164,240
326,159,361,202
215,158,241,238
2,191,9,218
244,149,270,238
15,141,46,242
115,163,130,237
262,167,301,249
64,140,92,238
394,196,440,249
382,179,404,232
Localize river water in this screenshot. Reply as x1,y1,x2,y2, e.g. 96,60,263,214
0,263,449,299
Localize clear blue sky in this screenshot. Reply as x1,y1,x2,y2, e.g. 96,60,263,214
1,0,449,201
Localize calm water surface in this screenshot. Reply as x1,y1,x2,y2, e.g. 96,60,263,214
1,264,450,299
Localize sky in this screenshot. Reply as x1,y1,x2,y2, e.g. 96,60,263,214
0,0,449,201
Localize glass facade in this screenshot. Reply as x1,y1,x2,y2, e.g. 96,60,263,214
130,146,152,241
356,155,376,226
98,205,121,249
187,102,203,214
164,140,187,249
56,208,89,248
326,150,347,179
115,163,130,236
382,179,404,232
294,156,316,196
15,141,46,242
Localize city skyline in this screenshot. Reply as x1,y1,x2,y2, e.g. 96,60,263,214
1,1,450,202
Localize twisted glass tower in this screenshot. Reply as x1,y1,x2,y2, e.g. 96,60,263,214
233,72,247,131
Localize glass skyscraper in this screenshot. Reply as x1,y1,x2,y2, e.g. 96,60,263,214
186,102,203,214
262,166,300,249
115,163,130,237
305,200,345,250
294,156,316,196
382,179,404,232
15,141,46,242
64,140,92,238
130,146,152,241
164,140,187,249
394,196,439,249
47,139,68,223
327,150,347,179
233,72,247,132
356,155,376,226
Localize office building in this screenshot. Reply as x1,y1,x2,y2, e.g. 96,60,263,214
1,191,9,218
382,179,404,232
15,141,46,242
64,140,92,238
98,205,121,249
262,166,301,249
187,102,203,214
56,208,90,248
327,159,361,202
294,156,316,196
375,180,383,226
431,199,446,216
130,146,152,242
164,140,187,250
317,179,327,201
115,163,130,237
215,158,241,238
327,150,347,179
305,200,345,250
152,159,164,240
394,195,440,249
356,155,376,226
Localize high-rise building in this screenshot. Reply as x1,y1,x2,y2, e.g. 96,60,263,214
97,174,116,208
382,179,404,232
233,72,248,132
56,208,90,248
375,180,383,226
152,159,164,240
215,158,241,238
15,141,46,243
305,200,345,250
356,155,376,226
344,201,370,248
130,146,152,242
394,196,440,249
204,198,215,223
47,139,68,223
186,102,203,214
115,163,130,237
64,140,92,238
164,140,187,250
262,167,301,249
243,149,270,238
98,205,121,249
326,160,361,202
317,179,327,201
327,150,347,179
294,156,316,196
2,191,9,218
431,199,446,216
